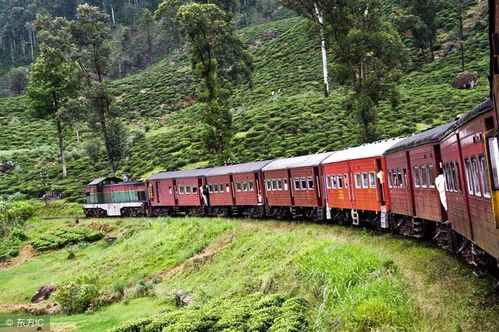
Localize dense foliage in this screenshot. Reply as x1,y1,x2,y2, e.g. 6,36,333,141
31,226,103,251
111,293,308,332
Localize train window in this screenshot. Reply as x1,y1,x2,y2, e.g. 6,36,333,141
355,173,361,188
179,186,185,194
403,169,408,187
397,169,403,188
214,184,219,193
362,173,369,188
244,182,250,191
428,165,435,188
277,179,283,190
283,179,288,191
344,174,349,188
479,156,491,198
413,166,421,188
326,176,331,189
272,179,277,191
193,186,198,194
337,175,343,189
387,171,393,188
332,175,337,189
168,186,173,194
301,177,307,190
455,163,462,191
294,177,301,190
186,185,191,194
308,177,314,189
226,183,230,192
487,136,499,189
265,180,271,191
472,158,481,196
392,170,398,187
209,184,214,193
450,163,459,192
369,172,376,188
249,182,255,191
465,159,474,195
447,164,455,191
237,182,242,192
420,166,428,188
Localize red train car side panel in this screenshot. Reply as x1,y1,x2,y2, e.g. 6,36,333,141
207,175,233,206
263,169,293,207
290,167,321,208
232,172,260,206
452,102,498,258
385,150,414,217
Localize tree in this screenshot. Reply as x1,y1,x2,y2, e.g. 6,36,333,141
328,0,405,141
73,4,118,175
28,14,81,178
104,120,131,173
7,66,28,96
401,0,444,61
279,0,331,96
173,2,252,162
137,9,155,67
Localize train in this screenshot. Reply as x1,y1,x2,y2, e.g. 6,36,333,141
83,99,499,276
83,1,499,279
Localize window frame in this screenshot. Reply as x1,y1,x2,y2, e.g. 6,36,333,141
471,158,482,197
369,172,376,189
355,173,361,189
294,177,301,190
361,172,369,189
428,165,435,188
301,177,307,190
337,175,343,189
479,156,491,198
413,166,421,188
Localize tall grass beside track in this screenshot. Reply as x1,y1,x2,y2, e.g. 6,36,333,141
0,215,497,331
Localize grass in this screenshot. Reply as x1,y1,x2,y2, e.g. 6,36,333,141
0,215,497,331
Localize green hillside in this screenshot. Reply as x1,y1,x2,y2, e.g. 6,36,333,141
0,6,491,201
1,215,497,331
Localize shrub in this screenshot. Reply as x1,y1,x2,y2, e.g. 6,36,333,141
31,226,103,252
110,293,307,332
0,201,36,238
55,281,100,315
112,280,127,295
134,280,154,297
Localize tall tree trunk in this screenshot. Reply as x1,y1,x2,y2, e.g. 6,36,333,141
458,3,465,72
315,4,330,97
56,119,67,178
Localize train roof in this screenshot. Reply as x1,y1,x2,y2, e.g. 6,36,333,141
455,99,493,128
88,177,121,185
385,122,457,155
148,168,213,181
205,160,274,177
262,152,335,172
323,138,403,163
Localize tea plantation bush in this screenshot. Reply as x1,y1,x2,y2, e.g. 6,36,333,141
0,229,28,261
31,226,103,251
111,293,307,332
0,200,35,238
55,274,101,315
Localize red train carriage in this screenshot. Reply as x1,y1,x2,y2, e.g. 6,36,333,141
83,177,148,217
261,152,334,220
147,169,212,216
204,160,273,217
321,139,401,227
441,100,499,270
384,122,457,241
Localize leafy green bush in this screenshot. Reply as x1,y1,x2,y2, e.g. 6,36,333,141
0,201,36,238
55,274,101,314
31,226,103,251
111,293,307,332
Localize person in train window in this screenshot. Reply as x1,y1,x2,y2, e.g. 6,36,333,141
435,168,447,211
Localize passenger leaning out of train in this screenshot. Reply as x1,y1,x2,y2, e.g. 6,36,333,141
435,168,447,211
